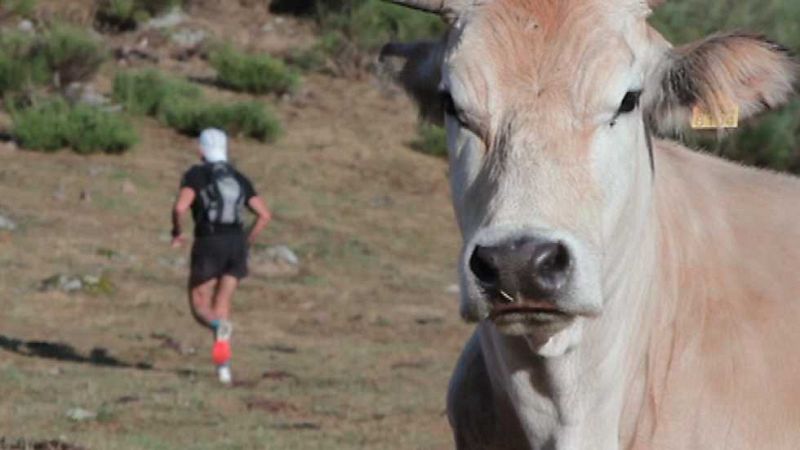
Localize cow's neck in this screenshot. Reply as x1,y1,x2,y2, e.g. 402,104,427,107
481,139,661,449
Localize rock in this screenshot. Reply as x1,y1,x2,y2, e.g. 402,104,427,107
61,278,84,293
445,284,460,295
251,245,301,278
40,274,82,293
0,214,16,231
17,20,34,33
66,408,96,422
170,28,207,48
39,274,115,295
264,245,299,266
64,83,110,107
146,9,186,29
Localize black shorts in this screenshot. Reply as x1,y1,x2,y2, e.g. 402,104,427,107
190,234,249,287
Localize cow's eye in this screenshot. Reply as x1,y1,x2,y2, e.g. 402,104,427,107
617,90,642,115
440,91,466,125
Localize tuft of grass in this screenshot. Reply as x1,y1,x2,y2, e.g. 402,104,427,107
0,32,49,95
1,0,37,17
0,25,104,96
315,0,445,52
112,69,201,116
161,97,282,142
12,100,137,154
65,104,139,154
11,100,71,151
210,45,301,95
411,124,447,158
95,0,180,32
114,69,282,142
40,25,107,86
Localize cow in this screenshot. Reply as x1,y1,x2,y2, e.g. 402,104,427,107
380,0,800,448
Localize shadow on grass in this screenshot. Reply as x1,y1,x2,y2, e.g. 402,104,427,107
0,335,153,370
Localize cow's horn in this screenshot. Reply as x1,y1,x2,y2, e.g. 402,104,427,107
388,0,465,15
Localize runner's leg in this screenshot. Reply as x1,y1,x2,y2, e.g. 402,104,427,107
212,275,238,321
188,278,218,330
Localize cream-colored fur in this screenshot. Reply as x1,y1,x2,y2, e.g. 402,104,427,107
383,0,800,448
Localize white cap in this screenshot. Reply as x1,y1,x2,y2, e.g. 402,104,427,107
199,128,228,163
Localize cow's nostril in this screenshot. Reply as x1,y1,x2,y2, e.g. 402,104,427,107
530,242,572,295
470,246,500,287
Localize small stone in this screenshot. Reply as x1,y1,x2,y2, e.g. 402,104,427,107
64,83,109,107
66,408,97,422
264,245,299,266
170,29,207,48
251,245,301,278
61,278,83,293
17,20,34,33
146,9,186,29
445,284,460,295
0,214,16,231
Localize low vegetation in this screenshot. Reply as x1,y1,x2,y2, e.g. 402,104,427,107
0,0,37,18
12,100,137,154
270,0,444,74
112,69,282,142
94,0,181,32
112,69,201,116
41,25,107,86
0,25,105,96
161,97,282,142
210,45,300,95
411,124,447,159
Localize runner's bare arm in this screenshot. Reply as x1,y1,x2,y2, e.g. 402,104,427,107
246,196,271,245
172,187,196,247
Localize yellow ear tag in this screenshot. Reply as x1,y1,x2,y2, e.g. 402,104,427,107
691,105,739,129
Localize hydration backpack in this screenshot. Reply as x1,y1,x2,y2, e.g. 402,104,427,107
199,163,245,226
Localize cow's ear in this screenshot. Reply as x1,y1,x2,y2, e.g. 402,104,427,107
643,33,797,135
380,40,445,124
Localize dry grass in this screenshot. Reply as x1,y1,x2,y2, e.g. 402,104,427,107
0,72,468,449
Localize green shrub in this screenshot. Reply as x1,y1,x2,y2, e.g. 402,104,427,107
210,45,300,95
41,25,107,86
651,0,800,173
0,26,104,95
315,0,445,52
161,97,281,142
12,100,137,154
0,31,49,95
112,69,201,116
95,0,180,31
411,124,447,158
113,69,282,143
65,104,138,154
12,100,71,151
1,0,37,17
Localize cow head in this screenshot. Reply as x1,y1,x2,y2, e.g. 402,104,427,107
383,0,796,348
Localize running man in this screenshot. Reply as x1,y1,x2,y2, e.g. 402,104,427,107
170,128,271,384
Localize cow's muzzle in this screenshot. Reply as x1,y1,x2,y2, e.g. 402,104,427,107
468,235,575,319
